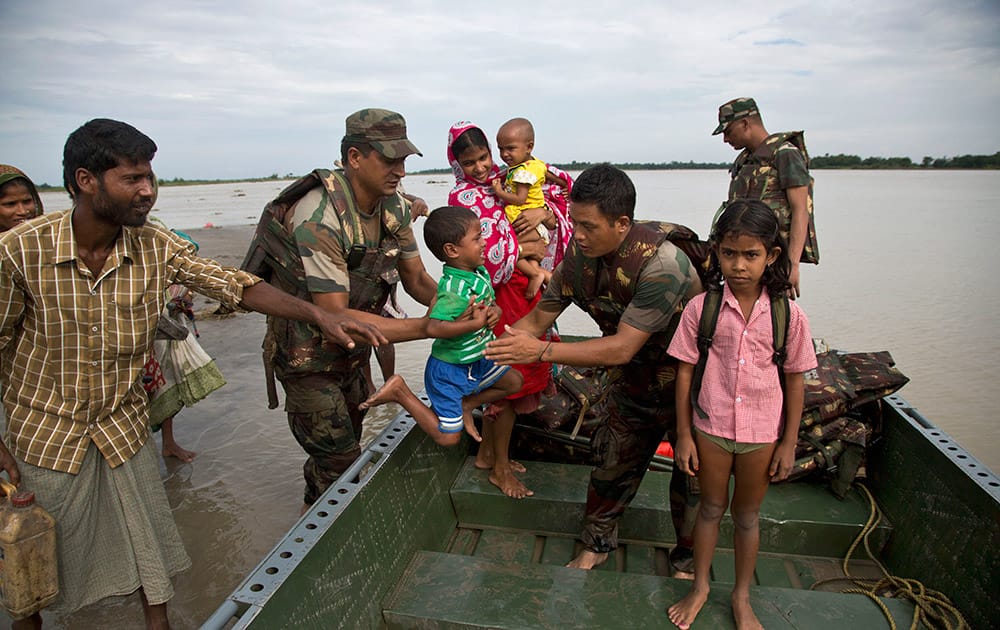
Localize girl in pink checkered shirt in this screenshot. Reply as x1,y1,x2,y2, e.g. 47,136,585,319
666,199,818,630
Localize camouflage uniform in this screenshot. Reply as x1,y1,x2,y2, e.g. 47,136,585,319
538,222,701,560
715,98,819,264
242,109,422,504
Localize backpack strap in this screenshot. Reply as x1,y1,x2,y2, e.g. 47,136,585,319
771,291,791,412
691,283,724,420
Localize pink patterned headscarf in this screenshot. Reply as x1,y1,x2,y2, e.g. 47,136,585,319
446,121,575,285
447,121,517,286
541,163,574,270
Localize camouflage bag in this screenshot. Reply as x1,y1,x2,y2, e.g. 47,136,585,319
789,350,909,497
531,366,613,437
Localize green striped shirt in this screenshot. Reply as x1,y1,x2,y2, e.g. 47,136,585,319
429,266,495,364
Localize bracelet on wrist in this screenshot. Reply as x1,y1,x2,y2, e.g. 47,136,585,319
537,341,553,362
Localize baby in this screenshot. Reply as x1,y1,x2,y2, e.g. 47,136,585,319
492,118,567,298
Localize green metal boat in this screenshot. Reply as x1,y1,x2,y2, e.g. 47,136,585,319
201,389,997,629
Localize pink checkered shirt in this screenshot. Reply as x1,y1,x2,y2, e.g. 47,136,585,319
668,284,817,443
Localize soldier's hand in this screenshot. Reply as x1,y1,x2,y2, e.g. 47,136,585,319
484,326,543,365
789,265,801,300
317,312,387,349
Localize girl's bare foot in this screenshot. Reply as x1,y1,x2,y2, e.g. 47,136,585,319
488,464,533,498
732,592,763,630
359,374,405,410
565,549,608,569
667,584,710,629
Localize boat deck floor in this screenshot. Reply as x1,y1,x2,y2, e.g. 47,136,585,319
383,457,922,629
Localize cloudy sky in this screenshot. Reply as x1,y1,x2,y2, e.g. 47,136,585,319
2,0,998,185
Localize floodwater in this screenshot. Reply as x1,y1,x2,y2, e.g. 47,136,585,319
21,169,1000,628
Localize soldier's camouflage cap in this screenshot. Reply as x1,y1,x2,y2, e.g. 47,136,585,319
712,97,759,135
343,108,422,159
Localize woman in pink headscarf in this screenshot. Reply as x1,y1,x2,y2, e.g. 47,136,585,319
446,121,573,498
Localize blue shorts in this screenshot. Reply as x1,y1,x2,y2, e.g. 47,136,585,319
424,356,510,433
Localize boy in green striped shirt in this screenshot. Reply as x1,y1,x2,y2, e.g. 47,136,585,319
361,206,523,445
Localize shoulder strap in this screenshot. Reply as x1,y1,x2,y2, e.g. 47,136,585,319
690,283,724,420
771,291,791,403
770,291,790,367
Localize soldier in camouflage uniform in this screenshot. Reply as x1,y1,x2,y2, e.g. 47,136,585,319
486,164,703,572
242,109,440,511
714,97,819,297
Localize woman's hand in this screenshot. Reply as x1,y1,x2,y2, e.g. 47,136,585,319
512,206,550,235
518,237,546,262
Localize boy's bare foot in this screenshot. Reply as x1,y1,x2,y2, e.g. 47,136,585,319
566,549,608,569
667,584,710,629
463,411,482,442
488,465,533,499
732,592,763,630
162,441,197,463
359,374,405,410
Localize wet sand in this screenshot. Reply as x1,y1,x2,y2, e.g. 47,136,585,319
15,224,424,629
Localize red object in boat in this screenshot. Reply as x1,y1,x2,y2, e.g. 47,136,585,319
656,441,673,458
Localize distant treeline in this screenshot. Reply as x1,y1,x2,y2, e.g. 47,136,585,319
412,160,729,174
810,152,1000,169
35,173,296,192
32,152,1000,190
414,152,1000,174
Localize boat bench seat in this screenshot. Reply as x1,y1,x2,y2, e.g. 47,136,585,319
450,457,891,558
383,551,916,630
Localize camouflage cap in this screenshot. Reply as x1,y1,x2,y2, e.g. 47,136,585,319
343,108,422,159
712,97,759,135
